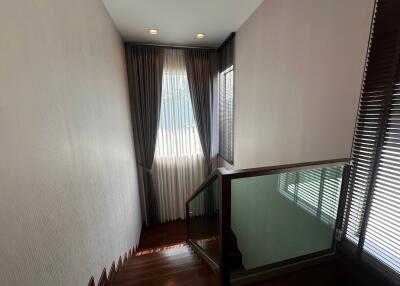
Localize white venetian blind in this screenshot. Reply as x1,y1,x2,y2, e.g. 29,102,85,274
219,66,234,163
342,0,400,277
218,33,235,164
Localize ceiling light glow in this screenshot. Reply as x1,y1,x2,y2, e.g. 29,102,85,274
149,29,158,35
196,33,205,39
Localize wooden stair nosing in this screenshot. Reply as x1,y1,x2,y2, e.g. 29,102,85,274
134,245,191,258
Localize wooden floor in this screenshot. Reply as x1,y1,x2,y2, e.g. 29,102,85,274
108,244,217,286
109,220,379,286
108,220,217,286
138,219,187,250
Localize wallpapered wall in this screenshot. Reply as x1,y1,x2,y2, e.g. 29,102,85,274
0,0,142,285
224,0,375,169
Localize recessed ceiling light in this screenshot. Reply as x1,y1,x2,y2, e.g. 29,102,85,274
196,33,205,39
149,29,158,35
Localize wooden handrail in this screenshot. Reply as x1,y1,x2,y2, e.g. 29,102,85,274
186,168,222,204
222,158,350,179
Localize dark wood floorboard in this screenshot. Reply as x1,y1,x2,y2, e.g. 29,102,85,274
138,219,187,250
109,220,217,286
109,244,217,286
113,221,386,286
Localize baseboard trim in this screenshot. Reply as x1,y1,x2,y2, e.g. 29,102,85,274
123,253,128,264
98,269,108,286
87,243,137,286
117,256,123,271
108,262,116,282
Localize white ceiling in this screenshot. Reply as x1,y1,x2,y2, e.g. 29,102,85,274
102,0,264,47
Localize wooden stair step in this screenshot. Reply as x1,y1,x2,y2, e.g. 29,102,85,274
114,259,203,281
179,275,218,286
110,264,208,286
130,245,191,261
124,251,194,267
119,256,201,273
108,243,217,286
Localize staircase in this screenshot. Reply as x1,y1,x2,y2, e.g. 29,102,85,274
108,243,218,286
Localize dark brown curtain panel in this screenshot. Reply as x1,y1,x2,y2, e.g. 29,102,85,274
184,49,215,173
125,44,164,226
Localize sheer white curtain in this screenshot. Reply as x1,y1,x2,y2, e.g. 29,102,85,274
153,49,206,222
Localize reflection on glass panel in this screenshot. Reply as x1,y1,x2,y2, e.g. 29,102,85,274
278,166,343,225
230,166,344,276
187,177,220,263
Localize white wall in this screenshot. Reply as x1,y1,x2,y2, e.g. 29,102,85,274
227,0,375,169
0,1,142,285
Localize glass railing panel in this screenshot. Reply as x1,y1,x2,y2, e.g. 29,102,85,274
230,165,344,276
187,176,220,263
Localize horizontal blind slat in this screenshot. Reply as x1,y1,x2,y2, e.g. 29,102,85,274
344,0,400,276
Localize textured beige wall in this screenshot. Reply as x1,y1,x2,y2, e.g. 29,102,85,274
226,0,374,169
0,1,141,285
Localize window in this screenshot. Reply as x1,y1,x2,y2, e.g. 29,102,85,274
342,0,400,279
218,33,235,163
155,50,203,158
153,48,206,223
219,66,234,163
